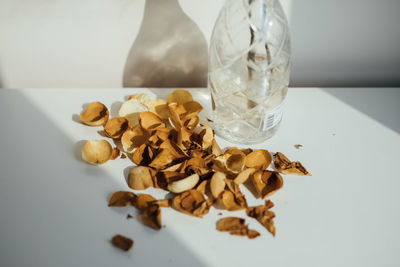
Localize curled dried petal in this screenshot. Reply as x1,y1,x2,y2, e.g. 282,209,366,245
149,99,170,119
274,152,311,176
79,102,109,126
183,101,203,118
210,172,226,198
251,170,283,199
141,204,162,230
81,140,112,165
110,147,120,160
119,98,149,127
167,89,193,104
135,194,156,211
199,123,213,150
234,168,256,185
211,139,223,157
216,217,259,239
245,149,272,170
182,115,199,130
173,190,211,218
128,93,151,106
128,166,154,190
167,173,200,193
108,191,137,207
104,117,130,138
121,126,147,153
139,112,165,130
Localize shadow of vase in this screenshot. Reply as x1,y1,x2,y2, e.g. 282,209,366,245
123,0,208,88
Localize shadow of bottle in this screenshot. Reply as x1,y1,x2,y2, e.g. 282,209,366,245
123,0,208,88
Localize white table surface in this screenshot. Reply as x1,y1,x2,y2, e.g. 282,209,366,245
0,88,399,267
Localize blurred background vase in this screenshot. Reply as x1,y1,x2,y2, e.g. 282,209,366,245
209,0,291,144
123,0,208,88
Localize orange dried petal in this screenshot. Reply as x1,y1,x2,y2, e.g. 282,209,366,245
79,101,109,126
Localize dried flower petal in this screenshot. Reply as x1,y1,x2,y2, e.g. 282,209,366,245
199,123,213,150
152,199,170,208
81,140,112,165
234,168,256,185
139,112,165,130
128,166,155,190
79,101,109,126
110,147,120,160
210,172,226,198
148,99,170,119
111,235,133,251
182,116,200,130
183,101,203,118
119,98,149,127
195,180,208,194
104,117,130,138
173,190,212,218
128,93,151,106
216,217,259,239
167,173,200,193
246,203,276,236
121,126,147,153
211,139,223,157
108,191,137,207
251,170,283,199
168,103,183,129
135,194,156,211
274,152,311,176
245,149,272,170
141,204,162,230
167,89,193,104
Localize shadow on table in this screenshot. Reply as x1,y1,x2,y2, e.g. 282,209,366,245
322,88,400,134
122,0,208,88
0,91,209,267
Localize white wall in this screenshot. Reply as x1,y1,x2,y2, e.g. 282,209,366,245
0,0,399,88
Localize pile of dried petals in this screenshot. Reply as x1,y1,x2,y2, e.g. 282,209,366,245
78,89,311,241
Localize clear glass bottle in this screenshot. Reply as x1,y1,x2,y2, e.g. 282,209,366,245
208,0,291,144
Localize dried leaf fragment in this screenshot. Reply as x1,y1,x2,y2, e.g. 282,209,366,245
274,152,311,176
141,204,162,230
251,170,283,199
128,166,154,190
81,140,112,165
104,117,129,138
79,102,109,126
245,149,272,170
111,235,133,251
134,194,156,211
121,126,147,153
108,191,137,207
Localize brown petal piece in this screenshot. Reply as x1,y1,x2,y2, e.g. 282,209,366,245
111,235,134,251
104,117,130,138
234,168,256,185
183,101,203,118
173,190,212,218
135,194,156,211
141,204,162,230
121,126,147,153
199,123,214,150
139,112,165,131
246,203,276,236
182,115,200,130
81,140,112,165
251,170,283,199
211,139,223,157
226,151,246,173
128,93,151,106
128,166,155,190
274,152,311,176
119,98,149,127
110,147,120,160
108,191,137,207
148,99,170,119
79,101,109,126
167,89,193,104
245,149,272,170
210,172,226,198
216,217,259,239
168,103,183,130
167,173,200,193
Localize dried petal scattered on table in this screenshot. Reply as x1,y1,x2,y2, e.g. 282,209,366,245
173,190,212,218
128,166,154,190
121,126,147,153
167,173,200,193
79,101,109,126
110,147,120,160
104,117,130,138
274,152,311,176
167,89,193,105
234,168,256,185
81,140,113,165
108,191,137,207
245,149,272,170
135,194,156,211
111,234,134,251
210,172,226,198
216,217,259,239
251,170,283,199
246,202,276,236
141,204,162,230
118,98,149,128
